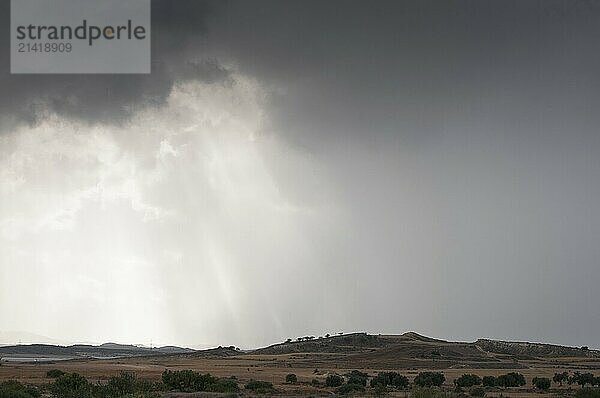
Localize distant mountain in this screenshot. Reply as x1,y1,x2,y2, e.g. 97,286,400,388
0,342,195,362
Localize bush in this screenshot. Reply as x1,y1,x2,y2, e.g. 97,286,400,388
0,381,41,398
470,387,486,397
532,377,551,391
411,386,454,398
496,372,526,388
285,373,297,383
336,383,365,395
554,372,569,386
482,376,496,387
346,370,368,386
46,369,65,379
244,380,275,394
371,372,409,389
571,372,597,387
206,378,239,393
455,374,482,388
325,374,344,387
161,369,216,392
50,373,93,398
576,388,600,398
414,372,445,387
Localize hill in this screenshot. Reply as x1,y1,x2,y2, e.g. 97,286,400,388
0,343,195,362
248,332,599,370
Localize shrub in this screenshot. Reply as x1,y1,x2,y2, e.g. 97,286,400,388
0,381,41,398
532,377,551,391
325,374,344,387
374,383,388,397
46,369,65,379
455,374,482,388
412,386,454,398
414,372,445,387
576,388,600,398
470,387,486,397
553,372,569,386
346,370,368,386
570,372,597,387
482,376,496,387
244,380,275,394
496,372,526,388
161,369,216,392
336,383,365,395
206,378,239,393
371,372,409,389
105,372,138,396
285,373,297,383
50,373,93,398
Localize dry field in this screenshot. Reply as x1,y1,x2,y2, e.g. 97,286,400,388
1,333,599,396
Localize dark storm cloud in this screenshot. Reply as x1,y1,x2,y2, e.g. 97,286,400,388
0,0,228,130
203,0,600,150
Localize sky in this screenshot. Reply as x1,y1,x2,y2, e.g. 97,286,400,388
0,0,599,349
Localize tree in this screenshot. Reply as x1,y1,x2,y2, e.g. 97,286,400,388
325,374,344,387
371,372,409,389
325,334,330,338
533,377,551,391
337,383,365,395
285,374,297,383
346,370,368,386
553,372,569,386
46,369,65,379
50,373,93,398
414,372,445,387
285,338,292,343
482,376,496,387
570,372,596,387
455,374,482,388
496,373,526,388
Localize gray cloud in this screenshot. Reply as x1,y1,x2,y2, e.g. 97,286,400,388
0,0,229,130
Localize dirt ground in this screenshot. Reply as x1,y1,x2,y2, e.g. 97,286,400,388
1,351,599,396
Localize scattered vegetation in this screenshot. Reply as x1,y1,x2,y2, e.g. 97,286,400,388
345,370,369,386
46,369,66,379
285,373,297,383
482,376,496,387
454,374,482,388
576,388,600,398
532,377,551,391
50,373,93,398
161,369,230,392
470,386,486,397
414,372,446,387
570,372,598,387
244,379,275,394
412,386,454,398
336,382,366,395
496,372,526,388
325,374,344,387
554,372,569,386
371,372,409,389
0,381,41,398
